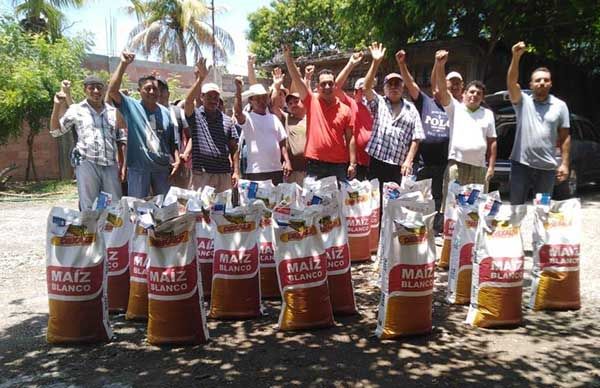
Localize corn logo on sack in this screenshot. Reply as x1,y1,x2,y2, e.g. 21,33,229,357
342,180,372,262
46,208,111,344
318,201,357,315
210,203,263,319
274,206,334,331
530,197,581,311
466,204,527,328
125,201,157,320
369,179,381,253
147,213,209,345
102,198,133,312
376,201,436,338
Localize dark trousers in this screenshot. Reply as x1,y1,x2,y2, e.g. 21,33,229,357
509,160,555,205
367,157,402,218
243,170,284,185
356,164,369,181
416,163,446,233
306,159,348,182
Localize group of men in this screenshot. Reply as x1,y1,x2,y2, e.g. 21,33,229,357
51,41,571,233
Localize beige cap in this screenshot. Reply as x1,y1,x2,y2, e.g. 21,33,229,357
201,82,221,94
242,83,269,99
446,71,463,81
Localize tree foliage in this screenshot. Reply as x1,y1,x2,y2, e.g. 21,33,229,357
12,0,87,41
0,16,86,145
126,0,235,65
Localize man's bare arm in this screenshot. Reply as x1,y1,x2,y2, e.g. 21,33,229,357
184,58,209,117
507,41,525,104
434,50,451,107
247,54,258,85
364,42,386,101
108,52,135,106
283,45,309,100
401,140,420,176
486,137,497,182
233,76,246,124
556,128,571,182
396,50,420,101
335,51,364,96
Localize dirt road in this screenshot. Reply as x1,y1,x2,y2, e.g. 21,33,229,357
1,193,599,388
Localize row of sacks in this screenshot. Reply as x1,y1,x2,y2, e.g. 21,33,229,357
373,179,582,339
45,177,380,344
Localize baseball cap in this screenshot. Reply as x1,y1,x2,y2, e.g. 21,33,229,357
201,82,221,94
446,71,463,81
83,75,104,86
155,77,169,90
286,92,301,102
242,83,269,99
354,77,365,90
384,73,403,84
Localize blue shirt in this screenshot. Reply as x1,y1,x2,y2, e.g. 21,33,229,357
117,94,176,172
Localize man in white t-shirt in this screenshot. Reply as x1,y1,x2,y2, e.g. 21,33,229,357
234,78,291,185
434,50,497,197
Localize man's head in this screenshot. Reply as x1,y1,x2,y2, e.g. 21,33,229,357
446,71,464,100
383,73,404,103
156,78,169,106
245,83,269,114
286,92,305,118
83,75,105,106
317,69,335,102
201,83,222,112
463,80,485,110
353,77,365,101
530,67,552,100
137,75,160,107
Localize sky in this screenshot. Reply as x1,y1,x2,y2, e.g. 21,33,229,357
1,0,272,75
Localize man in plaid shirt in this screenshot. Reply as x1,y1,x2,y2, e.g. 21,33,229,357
363,42,424,186
50,76,127,209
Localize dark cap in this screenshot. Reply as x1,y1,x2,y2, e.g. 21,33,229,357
156,77,169,91
384,73,403,84
286,92,301,102
83,75,104,86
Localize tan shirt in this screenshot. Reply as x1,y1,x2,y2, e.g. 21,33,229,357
286,115,307,171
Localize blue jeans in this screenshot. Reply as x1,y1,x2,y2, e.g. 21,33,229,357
509,161,555,205
306,159,348,183
127,167,171,198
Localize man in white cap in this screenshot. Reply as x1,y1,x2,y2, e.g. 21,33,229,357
446,71,464,101
183,59,240,192
234,78,291,185
334,52,374,180
363,42,424,187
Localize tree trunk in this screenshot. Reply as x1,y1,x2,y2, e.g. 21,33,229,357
25,128,38,182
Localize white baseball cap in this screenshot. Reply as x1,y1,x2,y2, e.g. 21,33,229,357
201,82,221,94
242,83,269,99
354,77,365,90
446,71,463,81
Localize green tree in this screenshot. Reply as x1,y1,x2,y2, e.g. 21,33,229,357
247,0,362,64
126,0,235,65
0,16,86,180
12,0,86,41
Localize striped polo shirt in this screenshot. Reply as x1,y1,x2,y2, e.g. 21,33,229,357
188,106,239,174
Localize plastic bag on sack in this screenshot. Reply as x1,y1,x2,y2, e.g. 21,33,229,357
147,213,209,344
103,198,134,312
302,176,339,206
376,201,436,338
209,202,263,319
447,191,500,305
342,180,373,262
369,179,381,254
275,182,303,209
46,208,111,343
466,204,527,328
164,186,200,215
125,200,157,320
274,206,334,331
530,197,581,310
318,200,357,315
439,183,484,269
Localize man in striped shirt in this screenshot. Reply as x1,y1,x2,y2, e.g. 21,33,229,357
184,59,240,192
50,76,127,209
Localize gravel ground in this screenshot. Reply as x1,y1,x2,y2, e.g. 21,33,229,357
1,192,599,388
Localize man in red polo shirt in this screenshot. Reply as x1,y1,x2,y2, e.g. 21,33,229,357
284,46,357,182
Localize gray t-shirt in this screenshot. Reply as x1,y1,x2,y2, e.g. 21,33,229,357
510,92,570,170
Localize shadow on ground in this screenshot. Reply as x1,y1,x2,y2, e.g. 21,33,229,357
1,261,599,388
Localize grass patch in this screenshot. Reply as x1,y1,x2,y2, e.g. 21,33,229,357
1,180,77,197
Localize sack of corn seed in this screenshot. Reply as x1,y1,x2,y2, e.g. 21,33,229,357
466,204,527,328
342,180,372,262
530,196,581,311
46,208,111,343
369,179,381,253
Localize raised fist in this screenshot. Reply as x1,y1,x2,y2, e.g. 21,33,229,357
121,51,135,65
234,76,244,90
304,64,315,79
247,53,256,66
435,50,448,63
282,44,292,57
512,41,526,56
349,51,364,65
54,91,67,105
395,50,406,64
60,80,71,94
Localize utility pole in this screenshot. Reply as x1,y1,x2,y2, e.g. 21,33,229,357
211,0,216,68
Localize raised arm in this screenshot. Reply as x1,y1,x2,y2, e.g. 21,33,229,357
233,76,245,124
395,50,420,101
50,86,69,134
269,67,286,118
184,58,209,117
247,54,258,85
335,51,364,95
283,45,309,100
364,42,386,101
303,65,314,92
108,52,135,106
434,50,451,107
507,41,525,104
